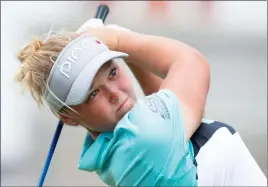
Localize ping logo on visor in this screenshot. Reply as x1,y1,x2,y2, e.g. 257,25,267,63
60,38,102,79
43,34,128,112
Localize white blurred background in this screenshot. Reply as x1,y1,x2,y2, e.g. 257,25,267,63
1,1,267,186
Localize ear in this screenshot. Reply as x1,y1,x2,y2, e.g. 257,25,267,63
58,113,79,126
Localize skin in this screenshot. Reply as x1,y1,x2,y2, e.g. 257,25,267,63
61,27,210,141
126,61,162,96
116,29,210,142
60,60,136,139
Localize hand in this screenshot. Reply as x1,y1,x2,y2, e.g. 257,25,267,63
106,24,131,32
77,18,131,32
77,18,131,51
76,18,104,33
84,26,121,51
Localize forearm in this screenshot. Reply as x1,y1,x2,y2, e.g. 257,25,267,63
88,26,209,141
117,31,200,78
126,61,163,96
117,30,210,141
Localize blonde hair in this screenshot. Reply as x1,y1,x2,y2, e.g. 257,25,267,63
16,31,83,117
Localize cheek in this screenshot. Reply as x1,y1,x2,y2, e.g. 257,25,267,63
88,95,117,121
89,98,108,116
117,71,133,93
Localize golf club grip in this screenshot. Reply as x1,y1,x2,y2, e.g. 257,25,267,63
95,4,109,22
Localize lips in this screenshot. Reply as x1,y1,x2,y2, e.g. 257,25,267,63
117,97,129,112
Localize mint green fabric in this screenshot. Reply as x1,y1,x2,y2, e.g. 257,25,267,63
78,89,197,186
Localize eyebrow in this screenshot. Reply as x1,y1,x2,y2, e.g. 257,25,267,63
89,61,113,91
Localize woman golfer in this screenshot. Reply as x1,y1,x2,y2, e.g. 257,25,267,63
16,22,266,186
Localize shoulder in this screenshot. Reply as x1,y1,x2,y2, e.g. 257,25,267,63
115,89,182,144
115,89,186,152
128,89,182,124
104,125,197,186
112,89,196,182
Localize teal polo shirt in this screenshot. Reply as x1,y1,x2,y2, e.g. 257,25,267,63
78,89,197,186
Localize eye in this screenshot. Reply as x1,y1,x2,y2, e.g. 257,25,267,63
88,89,99,101
109,68,117,79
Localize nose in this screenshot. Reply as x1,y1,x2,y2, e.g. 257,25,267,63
106,86,120,103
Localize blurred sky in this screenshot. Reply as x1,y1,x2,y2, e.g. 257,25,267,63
1,1,267,186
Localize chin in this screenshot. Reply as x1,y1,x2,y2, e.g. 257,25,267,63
105,120,119,131
117,98,135,119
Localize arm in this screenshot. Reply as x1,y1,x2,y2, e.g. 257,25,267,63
125,60,163,96
117,31,210,142
86,27,210,141
105,24,164,96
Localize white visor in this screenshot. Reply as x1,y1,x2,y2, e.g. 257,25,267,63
44,34,128,112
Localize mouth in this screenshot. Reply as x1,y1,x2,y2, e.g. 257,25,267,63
117,97,129,112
